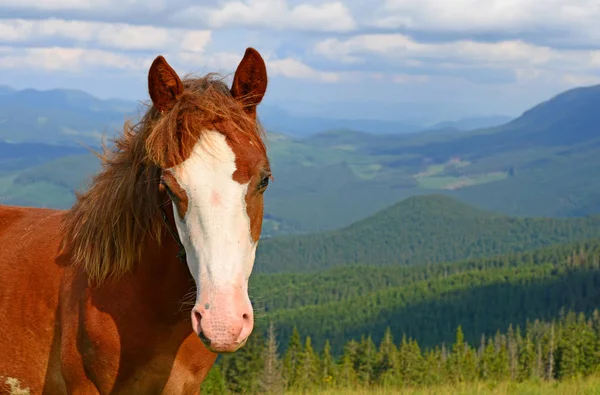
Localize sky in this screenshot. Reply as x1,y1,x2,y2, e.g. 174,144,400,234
2,0,600,122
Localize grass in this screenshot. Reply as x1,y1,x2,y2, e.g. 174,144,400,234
287,377,600,394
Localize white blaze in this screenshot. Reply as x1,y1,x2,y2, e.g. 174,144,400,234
166,131,256,297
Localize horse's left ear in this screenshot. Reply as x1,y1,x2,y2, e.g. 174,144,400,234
231,47,268,116
148,55,184,113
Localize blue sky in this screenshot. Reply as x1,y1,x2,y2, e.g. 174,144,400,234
2,0,600,122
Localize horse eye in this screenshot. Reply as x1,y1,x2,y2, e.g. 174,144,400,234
258,176,270,190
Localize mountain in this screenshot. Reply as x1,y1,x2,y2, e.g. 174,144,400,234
255,194,600,273
0,141,92,172
260,105,421,137
0,86,423,147
3,83,600,235
0,86,139,146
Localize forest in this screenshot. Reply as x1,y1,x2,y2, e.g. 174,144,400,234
250,238,600,354
201,309,600,394
255,195,600,273
192,237,600,393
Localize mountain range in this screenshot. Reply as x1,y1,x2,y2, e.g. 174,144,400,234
1,83,600,235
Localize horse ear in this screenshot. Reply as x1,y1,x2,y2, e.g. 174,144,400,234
231,47,268,116
148,55,184,113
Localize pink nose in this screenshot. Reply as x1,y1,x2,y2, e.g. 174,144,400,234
191,298,254,353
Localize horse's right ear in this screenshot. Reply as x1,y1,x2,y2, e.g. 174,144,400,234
148,55,184,113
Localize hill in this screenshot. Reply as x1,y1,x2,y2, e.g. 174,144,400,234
255,194,600,273
0,86,139,146
259,105,422,137
249,238,600,355
3,84,600,234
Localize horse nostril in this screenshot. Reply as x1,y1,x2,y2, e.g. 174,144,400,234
193,309,202,323
242,313,249,320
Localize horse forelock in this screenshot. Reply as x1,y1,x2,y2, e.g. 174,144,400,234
59,73,267,285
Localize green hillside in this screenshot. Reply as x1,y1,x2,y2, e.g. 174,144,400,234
249,238,600,355
255,194,600,273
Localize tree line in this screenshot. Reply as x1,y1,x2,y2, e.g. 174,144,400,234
202,309,600,393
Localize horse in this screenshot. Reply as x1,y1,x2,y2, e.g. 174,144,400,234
0,47,271,394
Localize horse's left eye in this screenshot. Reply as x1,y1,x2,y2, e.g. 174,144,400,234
258,176,270,190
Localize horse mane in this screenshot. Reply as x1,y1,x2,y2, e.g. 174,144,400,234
59,73,267,284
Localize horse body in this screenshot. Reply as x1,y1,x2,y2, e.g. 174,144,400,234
0,206,66,393
0,205,215,394
0,47,270,394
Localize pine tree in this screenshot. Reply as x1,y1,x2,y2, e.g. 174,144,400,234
257,321,285,394
448,325,466,383
518,333,536,382
507,324,518,380
375,327,398,387
295,336,320,390
221,331,264,393
337,340,359,388
547,323,556,380
479,339,495,381
321,340,336,389
355,336,377,386
283,327,302,388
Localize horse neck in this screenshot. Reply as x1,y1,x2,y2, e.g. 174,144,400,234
135,205,195,313
86,205,195,325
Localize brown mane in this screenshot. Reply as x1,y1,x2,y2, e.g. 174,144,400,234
59,73,267,284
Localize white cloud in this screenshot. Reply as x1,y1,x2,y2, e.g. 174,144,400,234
0,18,211,52
0,46,149,71
562,73,600,86
373,0,600,45
172,0,356,32
315,34,600,74
180,52,345,82
0,44,343,84
268,58,340,81
0,0,165,11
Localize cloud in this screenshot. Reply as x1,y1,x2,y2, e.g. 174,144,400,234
268,58,340,81
0,0,166,11
371,0,600,46
0,18,211,52
0,46,149,71
315,34,600,75
0,44,345,84
172,0,356,32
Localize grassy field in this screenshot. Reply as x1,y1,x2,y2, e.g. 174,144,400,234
288,377,600,394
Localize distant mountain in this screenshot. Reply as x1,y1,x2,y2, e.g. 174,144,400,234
4,83,600,234
0,86,425,148
260,105,421,137
427,115,513,132
384,84,600,160
0,86,139,146
0,141,92,172
255,195,600,273
0,85,15,95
